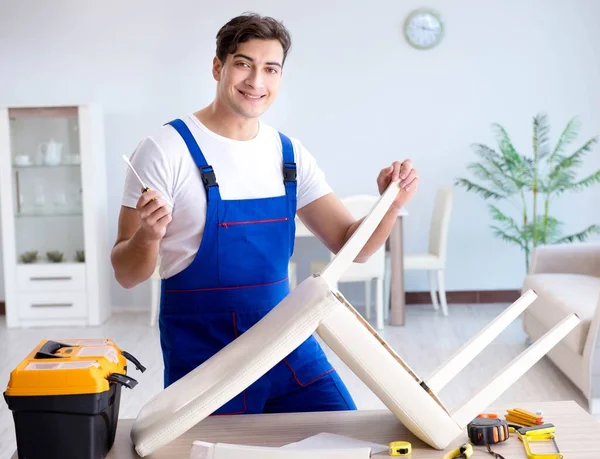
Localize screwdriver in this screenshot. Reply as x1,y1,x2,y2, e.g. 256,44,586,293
122,155,150,193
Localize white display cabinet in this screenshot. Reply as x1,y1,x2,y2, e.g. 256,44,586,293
0,105,111,328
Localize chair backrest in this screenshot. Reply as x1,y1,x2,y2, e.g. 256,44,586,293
331,195,386,281
428,187,453,260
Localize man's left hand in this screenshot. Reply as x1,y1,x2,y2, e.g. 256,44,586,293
376,159,419,210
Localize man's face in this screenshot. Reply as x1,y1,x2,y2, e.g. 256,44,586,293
213,38,284,120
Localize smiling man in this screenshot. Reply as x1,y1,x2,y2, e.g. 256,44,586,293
112,13,419,415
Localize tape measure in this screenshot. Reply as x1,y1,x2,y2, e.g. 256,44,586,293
389,441,411,456
467,417,512,459
467,418,510,445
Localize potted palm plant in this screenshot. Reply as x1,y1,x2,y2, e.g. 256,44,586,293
455,113,600,272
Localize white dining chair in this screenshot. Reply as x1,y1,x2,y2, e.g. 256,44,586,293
385,187,453,316
149,258,161,327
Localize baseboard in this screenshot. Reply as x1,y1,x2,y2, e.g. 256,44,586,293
406,289,520,305
0,301,4,315
111,305,149,313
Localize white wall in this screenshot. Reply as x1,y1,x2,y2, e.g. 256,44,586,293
1,0,599,309
0,198,3,302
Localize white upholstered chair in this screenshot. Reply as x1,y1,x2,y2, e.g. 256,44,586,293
309,195,387,330
385,187,453,316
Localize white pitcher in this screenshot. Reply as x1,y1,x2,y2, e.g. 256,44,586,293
39,139,63,166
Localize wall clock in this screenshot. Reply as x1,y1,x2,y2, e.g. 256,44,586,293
404,8,444,50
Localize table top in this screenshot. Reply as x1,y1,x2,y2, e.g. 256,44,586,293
12,400,589,459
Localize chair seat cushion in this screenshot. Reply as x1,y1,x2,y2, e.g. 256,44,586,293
404,253,443,270
523,273,600,355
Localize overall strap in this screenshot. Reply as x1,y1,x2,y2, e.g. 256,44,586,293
278,132,297,200
166,118,221,202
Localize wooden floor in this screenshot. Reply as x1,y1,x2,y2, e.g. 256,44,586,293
0,302,595,457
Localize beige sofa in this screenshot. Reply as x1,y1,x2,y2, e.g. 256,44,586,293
521,242,600,414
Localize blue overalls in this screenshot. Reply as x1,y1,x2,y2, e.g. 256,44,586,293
158,119,357,414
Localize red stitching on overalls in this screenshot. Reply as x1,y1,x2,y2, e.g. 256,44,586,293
166,276,288,293
219,217,289,228
231,311,238,336
210,311,247,416
283,358,334,387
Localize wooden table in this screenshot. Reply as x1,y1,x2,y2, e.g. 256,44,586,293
12,401,591,458
295,210,407,326
387,212,406,326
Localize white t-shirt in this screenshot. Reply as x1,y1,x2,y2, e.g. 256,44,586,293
122,114,332,279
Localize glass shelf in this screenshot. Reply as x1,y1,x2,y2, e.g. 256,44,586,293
15,211,83,218
12,163,81,169
18,261,85,266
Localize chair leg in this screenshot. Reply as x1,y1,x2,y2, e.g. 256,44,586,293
383,252,391,321
288,262,297,290
375,277,384,330
364,280,371,320
428,270,439,311
437,269,448,316
590,398,600,415
150,277,160,327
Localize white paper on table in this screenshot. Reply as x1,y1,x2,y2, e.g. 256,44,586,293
190,441,214,459
190,439,371,459
281,432,389,454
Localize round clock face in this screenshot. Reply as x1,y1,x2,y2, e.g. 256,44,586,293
404,9,444,50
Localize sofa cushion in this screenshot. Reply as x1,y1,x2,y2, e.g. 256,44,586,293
523,273,600,355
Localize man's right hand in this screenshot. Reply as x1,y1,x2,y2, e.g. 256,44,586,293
136,190,172,241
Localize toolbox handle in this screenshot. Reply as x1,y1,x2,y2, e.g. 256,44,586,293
34,340,73,359
107,373,138,389
122,350,146,373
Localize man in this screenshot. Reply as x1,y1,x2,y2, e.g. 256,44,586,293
111,13,418,415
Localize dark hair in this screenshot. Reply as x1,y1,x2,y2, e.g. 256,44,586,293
216,13,292,65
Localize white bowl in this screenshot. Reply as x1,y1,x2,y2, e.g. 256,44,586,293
14,155,32,166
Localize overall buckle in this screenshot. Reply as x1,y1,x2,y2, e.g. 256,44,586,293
283,162,297,182
200,166,218,189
